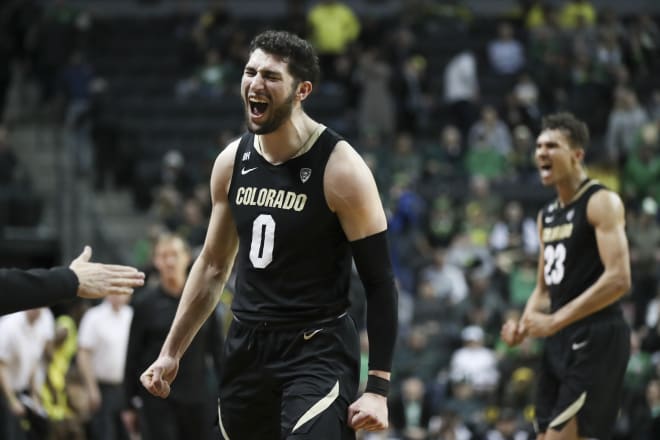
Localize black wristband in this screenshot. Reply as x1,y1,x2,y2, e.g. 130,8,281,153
365,375,390,397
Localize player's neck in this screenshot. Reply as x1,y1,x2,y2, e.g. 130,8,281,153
555,171,588,206
257,113,319,164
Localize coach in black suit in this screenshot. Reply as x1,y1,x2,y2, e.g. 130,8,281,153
0,246,144,315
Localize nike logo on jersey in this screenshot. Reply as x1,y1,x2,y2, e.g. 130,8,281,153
571,340,587,350
241,167,258,175
303,329,322,340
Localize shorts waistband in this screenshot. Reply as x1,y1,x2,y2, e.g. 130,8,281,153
234,312,348,330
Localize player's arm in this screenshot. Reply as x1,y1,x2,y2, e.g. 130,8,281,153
524,212,552,315
325,141,397,431
550,189,631,330
503,212,550,345
141,140,240,398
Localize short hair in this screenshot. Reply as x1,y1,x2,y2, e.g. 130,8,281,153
541,112,590,150
153,233,190,256
249,30,320,85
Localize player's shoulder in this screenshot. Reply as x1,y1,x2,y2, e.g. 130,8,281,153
587,186,625,223
216,136,243,163
326,139,370,180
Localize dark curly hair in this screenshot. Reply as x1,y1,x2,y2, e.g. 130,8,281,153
541,112,590,150
249,30,320,85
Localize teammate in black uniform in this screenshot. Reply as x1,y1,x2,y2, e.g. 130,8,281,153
501,113,631,440
140,30,398,439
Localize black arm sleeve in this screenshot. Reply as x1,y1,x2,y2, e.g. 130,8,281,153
0,267,79,316
350,230,398,372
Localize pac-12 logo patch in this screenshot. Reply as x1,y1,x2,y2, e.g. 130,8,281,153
300,168,312,183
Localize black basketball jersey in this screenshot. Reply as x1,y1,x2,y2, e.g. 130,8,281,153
539,179,621,320
227,126,352,323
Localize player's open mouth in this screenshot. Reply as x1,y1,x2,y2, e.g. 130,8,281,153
539,164,552,177
249,98,269,117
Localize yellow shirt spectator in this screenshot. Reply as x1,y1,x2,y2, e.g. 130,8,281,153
308,0,360,55
559,0,596,29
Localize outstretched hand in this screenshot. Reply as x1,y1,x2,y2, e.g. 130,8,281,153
140,355,179,399
70,246,145,299
348,392,389,432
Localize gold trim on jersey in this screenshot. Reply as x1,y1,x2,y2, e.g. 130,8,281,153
295,123,326,158
558,179,600,208
548,391,586,429
253,124,326,163
217,398,231,439
292,380,339,433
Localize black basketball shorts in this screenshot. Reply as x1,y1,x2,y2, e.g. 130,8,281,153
535,317,630,439
217,313,360,440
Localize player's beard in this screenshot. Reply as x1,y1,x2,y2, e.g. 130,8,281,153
246,87,296,135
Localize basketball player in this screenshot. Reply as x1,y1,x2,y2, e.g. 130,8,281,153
140,30,397,439
501,112,631,440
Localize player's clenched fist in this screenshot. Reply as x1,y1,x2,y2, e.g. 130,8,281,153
140,355,179,399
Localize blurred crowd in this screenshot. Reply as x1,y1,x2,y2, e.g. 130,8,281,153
1,0,660,439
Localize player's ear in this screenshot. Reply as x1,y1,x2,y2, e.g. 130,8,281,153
297,81,312,101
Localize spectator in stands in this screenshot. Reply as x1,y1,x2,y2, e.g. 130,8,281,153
189,0,235,65
488,22,526,76
77,293,133,440
623,123,660,206
483,407,531,440
628,197,660,328
522,0,553,30
356,47,395,139
392,326,445,385
388,132,422,179
508,124,538,182
489,200,539,258
443,48,479,136
390,376,433,439
449,326,500,397
40,314,84,440
464,140,508,182
59,50,96,175
424,195,461,248
458,271,507,338
27,0,80,106
176,198,207,253
623,13,660,78
468,105,513,157
605,87,649,164
0,307,55,440
419,246,469,306
427,403,475,440
422,124,466,187
510,74,541,129
176,48,236,100
641,379,660,439
621,330,654,439
307,0,360,84
594,28,624,79
559,0,597,30
393,54,431,134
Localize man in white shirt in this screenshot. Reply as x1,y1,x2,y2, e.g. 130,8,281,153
77,295,133,440
0,308,55,440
